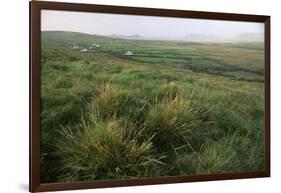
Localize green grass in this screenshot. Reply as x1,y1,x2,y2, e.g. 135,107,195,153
55,118,164,182
40,31,265,183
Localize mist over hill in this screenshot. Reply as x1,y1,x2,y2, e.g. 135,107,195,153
183,34,221,42
106,32,264,43
225,33,264,42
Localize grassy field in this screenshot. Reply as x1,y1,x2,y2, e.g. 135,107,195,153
40,31,265,183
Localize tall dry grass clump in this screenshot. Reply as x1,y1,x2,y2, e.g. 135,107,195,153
146,91,205,152
161,81,183,99
55,118,164,182
91,82,118,119
196,135,239,174
90,82,141,120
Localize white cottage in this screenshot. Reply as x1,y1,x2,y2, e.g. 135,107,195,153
125,51,134,56
81,48,88,52
73,45,80,49
92,43,100,48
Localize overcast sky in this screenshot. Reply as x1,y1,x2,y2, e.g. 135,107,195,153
41,10,264,38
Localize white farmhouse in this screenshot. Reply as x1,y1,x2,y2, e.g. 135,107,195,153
125,51,134,56
81,48,88,52
73,45,80,49
92,43,100,48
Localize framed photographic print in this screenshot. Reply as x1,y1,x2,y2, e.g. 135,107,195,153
30,1,270,192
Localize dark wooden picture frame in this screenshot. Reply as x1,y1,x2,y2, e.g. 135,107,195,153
30,1,270,192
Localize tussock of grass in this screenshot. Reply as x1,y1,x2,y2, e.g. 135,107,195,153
173,133,240,175
91,83,118,119
173,152,198,175
90,83,148,121
196,136,239,174
160,81,183,99
146,93,205,151
56,118,164,182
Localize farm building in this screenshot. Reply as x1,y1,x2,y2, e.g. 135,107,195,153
80,48,88,52
125,51,134,56
73,45,80,49
92,43,100,48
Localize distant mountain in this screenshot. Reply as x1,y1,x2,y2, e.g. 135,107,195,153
183,34,222,42
109,34,143,39
182,33,264,43
109,34,224,42
225,33,264,42
43,31,264,44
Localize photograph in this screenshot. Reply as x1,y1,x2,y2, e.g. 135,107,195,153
40,9,266,183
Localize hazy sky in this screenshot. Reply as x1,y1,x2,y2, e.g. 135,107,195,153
41,10,264,38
